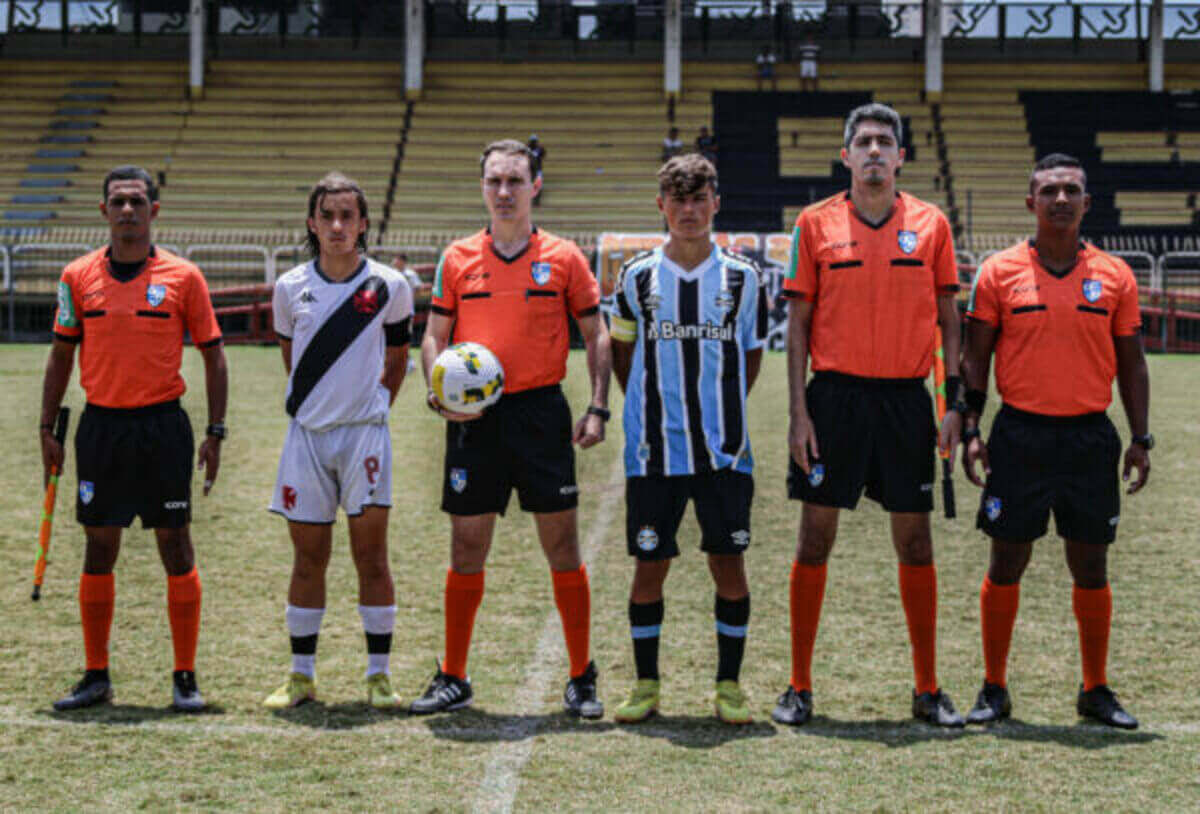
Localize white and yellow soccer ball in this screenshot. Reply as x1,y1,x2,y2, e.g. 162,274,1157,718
431,342,505,415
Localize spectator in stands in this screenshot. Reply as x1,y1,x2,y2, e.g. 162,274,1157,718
662,127,684,163
528,134,546,206
696,126,718,166
756,45,778,92
393,253,430,301
798,36,820,92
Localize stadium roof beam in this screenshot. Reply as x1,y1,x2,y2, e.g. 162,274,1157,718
925,0,943,98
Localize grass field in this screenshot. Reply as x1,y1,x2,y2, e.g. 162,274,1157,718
0,344,1197,812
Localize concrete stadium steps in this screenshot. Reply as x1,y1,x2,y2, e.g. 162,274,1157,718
1115,191,1196,226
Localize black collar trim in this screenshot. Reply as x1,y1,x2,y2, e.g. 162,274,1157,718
313,257,367,284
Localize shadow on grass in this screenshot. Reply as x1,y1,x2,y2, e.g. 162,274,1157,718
44,703,227,725
618,714,777,748
982,718,1164,749
422,707,616,743
270,700,407,730
777,715,974,747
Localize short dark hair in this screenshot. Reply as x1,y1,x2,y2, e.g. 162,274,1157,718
1030,152,1086,193
843,103,903,149
306,171,369,258
480,139,536,180
103,165,158,202
657,153,718,197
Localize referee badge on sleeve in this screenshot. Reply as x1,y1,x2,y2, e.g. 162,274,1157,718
897,230,918,255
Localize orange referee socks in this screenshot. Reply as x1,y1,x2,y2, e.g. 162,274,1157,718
1073,584,1112,692
980,577,1021,687
551,565,591,679
79,573,114,671
167,568,202,672
444,568,485,680
899,563,939,696
788,561,827,692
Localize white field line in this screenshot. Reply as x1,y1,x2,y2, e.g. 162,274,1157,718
470,455,625,814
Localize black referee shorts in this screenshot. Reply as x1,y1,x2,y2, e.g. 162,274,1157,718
75,400,195,529
977,404,1122,546
787,371,936,513
441,385,578,516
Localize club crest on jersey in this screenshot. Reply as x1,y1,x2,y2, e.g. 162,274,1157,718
1082,279,1103,303
715,290,735,311
985,496,1002,522
145,284,166,307
531,262,552,286
79,481,94,505
808,463,825,487
450,468,468,494
636,526,659,552
353,288,380,315
897,230,918,255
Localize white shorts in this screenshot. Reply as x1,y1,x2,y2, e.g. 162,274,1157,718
269,420,392,523
800,61,818,78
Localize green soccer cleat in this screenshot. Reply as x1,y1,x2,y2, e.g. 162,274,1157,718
263,672,316,709
366,672,403,709
614,678,660,723
714,680,752,725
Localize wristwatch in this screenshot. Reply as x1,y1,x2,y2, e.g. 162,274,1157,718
962,427,982,443
586,405,611,422
1131,433,1154,450
206,422,227,440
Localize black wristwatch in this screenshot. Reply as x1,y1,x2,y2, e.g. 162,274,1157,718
586,405,611,422
206,422,227,440
962,427,982,443
1131,433,1154,450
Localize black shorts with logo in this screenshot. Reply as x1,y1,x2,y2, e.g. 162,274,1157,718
441,384,578,516
75,400,195,529
787,372,936,513
626,469,754,561
977,404,1121,546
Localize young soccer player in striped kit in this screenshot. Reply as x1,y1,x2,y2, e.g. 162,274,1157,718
609,154,769,724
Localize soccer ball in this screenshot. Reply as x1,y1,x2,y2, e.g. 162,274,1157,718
431,342,504,415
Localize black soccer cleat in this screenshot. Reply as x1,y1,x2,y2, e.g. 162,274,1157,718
172,670,205,712
410,664,473,714
771,686,813,726
563,661,603,719
53,669,113,711
912,689,965,727
1077,684,1138,730
966,681,1012,725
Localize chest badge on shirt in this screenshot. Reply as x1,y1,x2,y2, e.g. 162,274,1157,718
531,262,552,286
353,288,380,315
1082,279,1103,303
897,230,918,255
145,284,166,307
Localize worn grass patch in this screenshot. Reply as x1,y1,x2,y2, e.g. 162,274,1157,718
0,345,1196,812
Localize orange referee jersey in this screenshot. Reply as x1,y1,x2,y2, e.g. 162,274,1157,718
783,191,959,378
431,228,600,394
967,240,1141,416
53,246,222,409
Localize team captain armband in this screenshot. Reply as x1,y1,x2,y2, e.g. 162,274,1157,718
610,315,637,342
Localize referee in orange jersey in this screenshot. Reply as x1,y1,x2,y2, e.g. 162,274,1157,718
413,139,612,717
41,166,228,712
774,104,966,727
961,154,1150,729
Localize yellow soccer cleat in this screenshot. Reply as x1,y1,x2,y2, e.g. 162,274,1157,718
366,672,403,709
714,680,752,725
614,678,660,723
263,672,316,709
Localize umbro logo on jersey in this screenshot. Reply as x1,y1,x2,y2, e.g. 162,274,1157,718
715,290,735,311
299,290,317,303
559,485,579,496
731,530,750,548
644,294,662,311
898,230,918,254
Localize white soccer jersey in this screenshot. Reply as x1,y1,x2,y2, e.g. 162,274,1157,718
273,257,413,432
